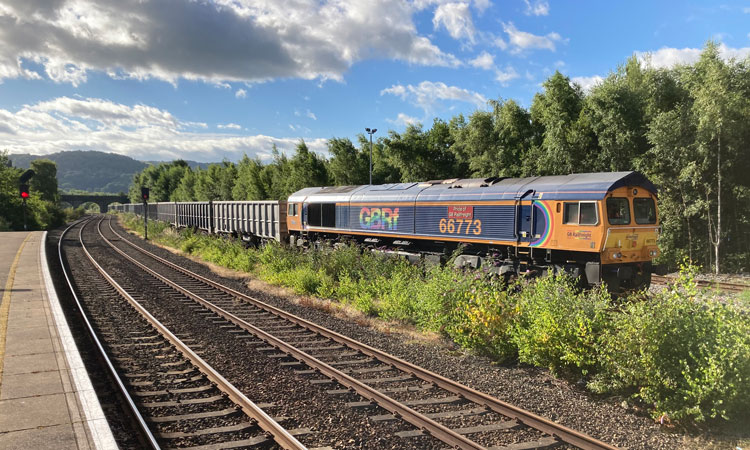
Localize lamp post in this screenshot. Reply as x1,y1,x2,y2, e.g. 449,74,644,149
365,127,377,185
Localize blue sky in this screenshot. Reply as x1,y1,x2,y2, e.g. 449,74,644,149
1,0,749,162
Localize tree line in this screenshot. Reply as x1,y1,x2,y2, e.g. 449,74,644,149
129,42,749,273
0,152,67,230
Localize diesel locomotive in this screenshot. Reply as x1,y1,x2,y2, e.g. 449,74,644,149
113,171,659,290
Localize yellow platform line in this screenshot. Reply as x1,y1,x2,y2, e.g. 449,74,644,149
0,233,33,388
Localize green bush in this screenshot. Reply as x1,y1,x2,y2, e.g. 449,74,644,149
510,272,610,378
410,265,471,333
445,272,517,361
376,263,422,322
591,265,750,422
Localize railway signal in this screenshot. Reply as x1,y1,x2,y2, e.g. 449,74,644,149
18,169,35,231
141,187,149,240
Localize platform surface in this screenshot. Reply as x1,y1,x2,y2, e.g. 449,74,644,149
0,231,116,450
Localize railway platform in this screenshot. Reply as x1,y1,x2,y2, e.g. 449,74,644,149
0,231,116,449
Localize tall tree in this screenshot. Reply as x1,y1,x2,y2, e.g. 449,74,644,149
233,155,269,200
128,160,190,202
29,159,59,203
327,137,369,185
384,119,459,182
643,106,701,263
529,71,593,175
284,141,329,196
193,161,237,201
685,42,739,273
451,99,533,178
583,57,649,171
171,168,197,201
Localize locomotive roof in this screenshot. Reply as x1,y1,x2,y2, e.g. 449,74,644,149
288,171,657,203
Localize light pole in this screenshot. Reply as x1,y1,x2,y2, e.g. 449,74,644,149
365,127,377,185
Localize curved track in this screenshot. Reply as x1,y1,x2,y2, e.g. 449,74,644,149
97,215,618,450
60,217,305,449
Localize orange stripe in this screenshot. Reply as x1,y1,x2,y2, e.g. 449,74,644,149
417,190,609,198
347,202,414,206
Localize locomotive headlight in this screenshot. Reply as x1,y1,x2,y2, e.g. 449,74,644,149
649,249,658,257
612,252,622,259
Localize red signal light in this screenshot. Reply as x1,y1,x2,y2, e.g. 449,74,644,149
21,191,29,199
19,183,29,199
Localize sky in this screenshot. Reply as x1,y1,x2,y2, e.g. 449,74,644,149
1,0,749,163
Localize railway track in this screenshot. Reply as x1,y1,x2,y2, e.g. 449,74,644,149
89,214,618,450
651,274,749,293
60,217,306,449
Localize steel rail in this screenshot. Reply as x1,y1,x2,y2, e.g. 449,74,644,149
107,216,619,450
652,274,749,293
83,217,307,450
101,218,488,449
58,218,161,449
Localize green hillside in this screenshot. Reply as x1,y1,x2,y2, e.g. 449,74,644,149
8,151,213,194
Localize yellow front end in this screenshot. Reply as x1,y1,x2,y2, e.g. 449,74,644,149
603,226,660,264
599,186,659,290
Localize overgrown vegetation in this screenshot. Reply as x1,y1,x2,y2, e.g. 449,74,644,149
0,151,74,230
122,214,750,425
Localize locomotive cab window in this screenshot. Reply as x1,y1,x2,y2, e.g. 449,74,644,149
606,197,631,225
563,201,598,225
564,203,579,224
287,203,298,216
634,198,656,224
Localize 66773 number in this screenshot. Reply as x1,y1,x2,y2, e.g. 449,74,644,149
439,218,482,235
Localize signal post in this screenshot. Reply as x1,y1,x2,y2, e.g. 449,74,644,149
18,169,34,230
141,187,149,240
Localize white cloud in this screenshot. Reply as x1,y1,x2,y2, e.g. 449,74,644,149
571,75,604,92
523,0,549,16
495,66,519,85
493,36,508,51
473,0,491,12
0,96,327,162
635,43,750,68
294,109,317,120
433,2,476,43
502,22,565,53
469,51,494,70
381,80,487,113
386,113,420,127
0,0,459,86
235,88,247,99
218,123,242,130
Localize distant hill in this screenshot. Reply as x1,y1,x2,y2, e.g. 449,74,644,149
8,151,215,194
144,160,212,170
